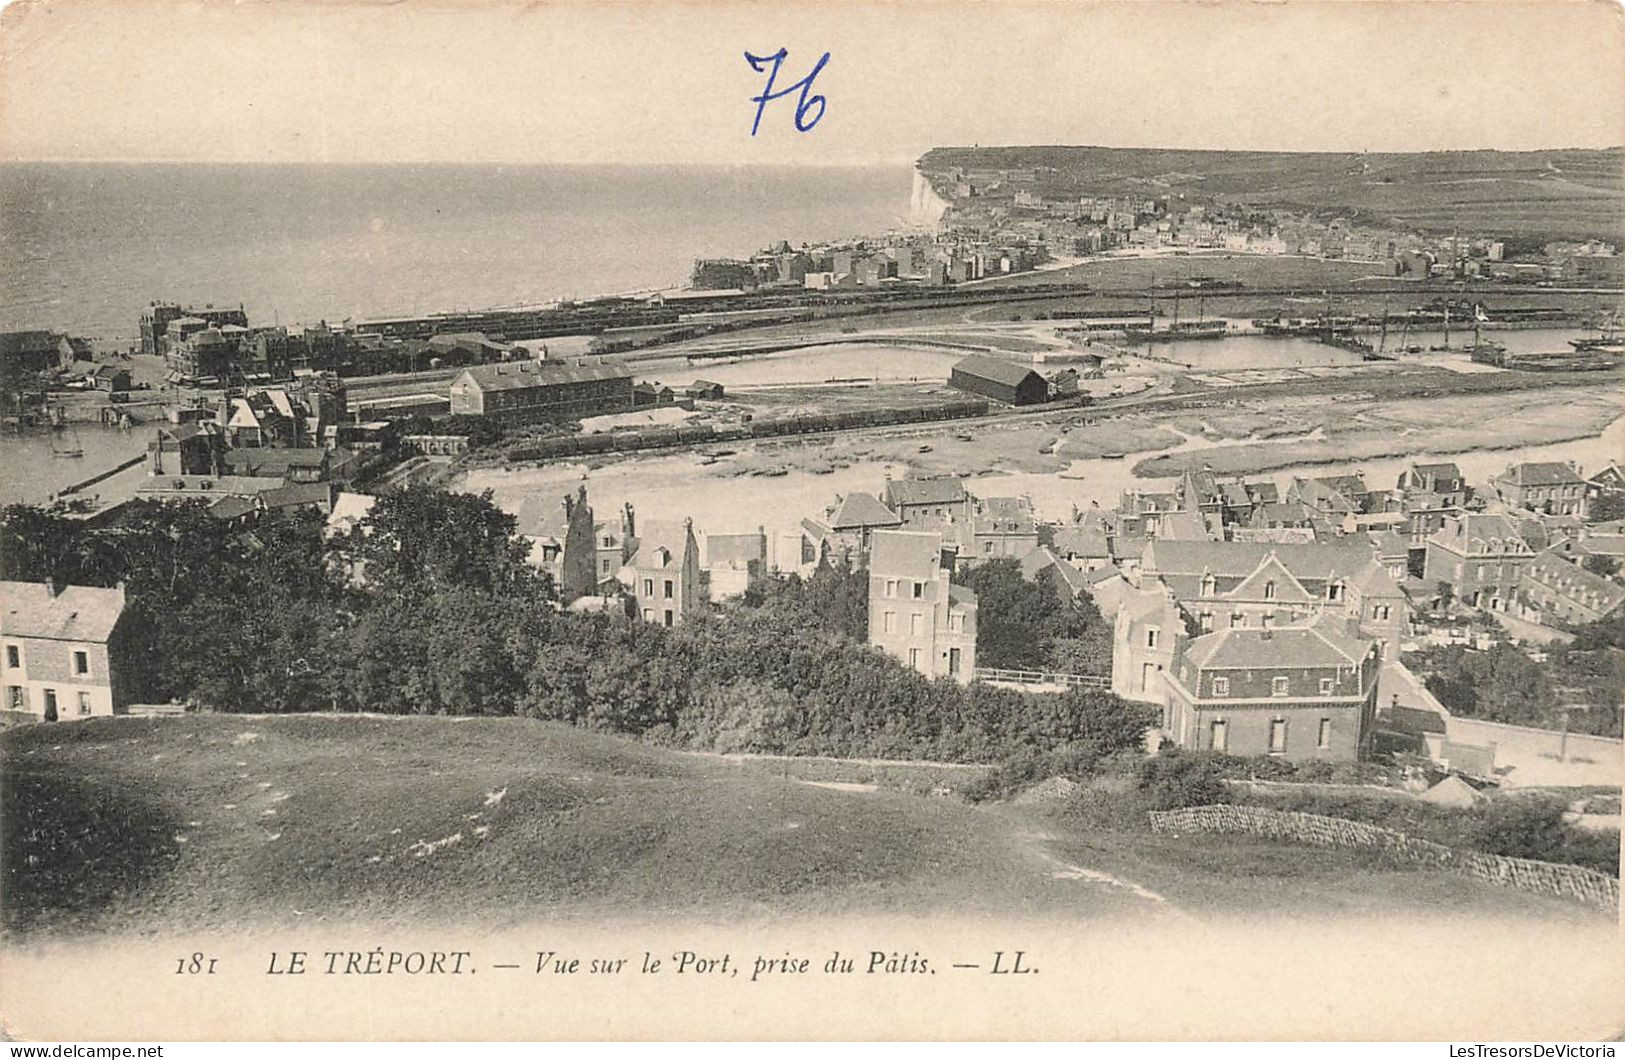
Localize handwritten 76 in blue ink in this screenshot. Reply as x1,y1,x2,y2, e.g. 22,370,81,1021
744,48,830,135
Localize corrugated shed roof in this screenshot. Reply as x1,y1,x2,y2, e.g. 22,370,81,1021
951,354,1043,388
0,581,126,643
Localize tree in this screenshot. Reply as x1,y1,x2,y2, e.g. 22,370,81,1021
335,484,549,602
955,557,1090,670
1137,751,1227,810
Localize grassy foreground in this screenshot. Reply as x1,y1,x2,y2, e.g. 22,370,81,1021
0,715,1601,938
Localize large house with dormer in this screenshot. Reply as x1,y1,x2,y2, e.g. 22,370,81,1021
1161,618,1382,762
1131,538,1408,650
621,519,703,627
1488,461,1588,517
1423,512,1537,611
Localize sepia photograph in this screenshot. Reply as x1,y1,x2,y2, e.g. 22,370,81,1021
0,0,1622,1044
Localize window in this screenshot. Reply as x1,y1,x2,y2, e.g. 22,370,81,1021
1271,676,1289,697
1201,574,1215,597
1212,676,1229,697
1145,627,1159,649
1263,580,1276,600
642,608,653,622
663,579,674,599
884,579,898,598
1373,604,1390,620
1210,719,1228,752
4,645,17,669
73,650,88,676
43,688,57,722
948,613,963,633
1319,677,1334,695
6,686,24,711
1230,613,1244,629
883,611,897,634
642,579,654,597
1199,612,1214,633
912,581,924,599
949,648,962,676
908,648,922,669
1261,614,1273,629
78,691,91,716
1318,718,1332,749
1269,718,1288,754
910,613,923,635
663,610,674,628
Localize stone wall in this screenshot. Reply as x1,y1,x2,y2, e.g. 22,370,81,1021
1148,803,1618,911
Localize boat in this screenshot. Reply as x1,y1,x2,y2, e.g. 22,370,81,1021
1100,451,1127,460
1571,312,1621,351
50,427,84,459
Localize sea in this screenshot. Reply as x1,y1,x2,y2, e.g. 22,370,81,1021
0,162,919,344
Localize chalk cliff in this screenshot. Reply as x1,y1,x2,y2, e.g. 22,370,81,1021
909,168,950,230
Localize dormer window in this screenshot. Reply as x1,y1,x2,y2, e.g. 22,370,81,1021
1201,573,1216,597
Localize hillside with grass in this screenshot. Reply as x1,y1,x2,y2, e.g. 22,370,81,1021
919,145,1625,242
1,714,1603,939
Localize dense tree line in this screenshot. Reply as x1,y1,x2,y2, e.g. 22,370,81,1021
1404,628,1624,738
0,488,1149,763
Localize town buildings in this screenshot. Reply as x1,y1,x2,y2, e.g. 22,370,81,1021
866,530,977,683
624,519,703,627
1517,552,1625,625
1161,621,1381,762
1423,513,1537,611
1488,461,1589,517
1,581,128,722
799,492,905,569
449,360,635,423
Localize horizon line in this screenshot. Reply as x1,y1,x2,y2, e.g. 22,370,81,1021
6,142,1625,167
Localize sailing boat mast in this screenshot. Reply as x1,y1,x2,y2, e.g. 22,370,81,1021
1443,300,1451,348
1378,296,1389,354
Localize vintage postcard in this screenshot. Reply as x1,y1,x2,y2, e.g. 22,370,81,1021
0,0,1622,1043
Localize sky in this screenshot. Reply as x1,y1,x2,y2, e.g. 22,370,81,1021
2,0,1623,166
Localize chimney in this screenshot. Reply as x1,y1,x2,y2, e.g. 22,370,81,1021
45,577,60,597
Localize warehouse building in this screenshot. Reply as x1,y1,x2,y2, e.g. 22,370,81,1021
948,355,1048,406
449,360,635,423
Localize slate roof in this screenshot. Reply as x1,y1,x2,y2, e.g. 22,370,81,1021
947,583,978,608
883,477,967,508
1021,547,1091,596
0,581,126,643
1156,509,1212,542
629,520,696,570
1140,538,1375,581
1052,525,1110,558
458,361,631,392
1183,625,1371,672
1496,461,1584,487
869,530,945,581
1523,552,1625,614
825,492,903,530
1430,513,1530,554
224,447,333,473
703,532,766,567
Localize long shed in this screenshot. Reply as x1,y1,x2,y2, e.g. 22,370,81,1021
948,354,1048,406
